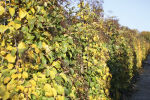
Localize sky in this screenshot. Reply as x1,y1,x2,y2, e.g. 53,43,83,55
103,0,150,32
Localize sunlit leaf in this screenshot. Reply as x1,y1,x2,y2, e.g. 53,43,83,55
22,72,28,79
7,64,14,69
0,25,8,33
0,6,5,15
9,7,15,17
4,77,11,84
56,95,64,100
19,9,27,19
50,70,56,80
30,7,35,14
5,54,16,63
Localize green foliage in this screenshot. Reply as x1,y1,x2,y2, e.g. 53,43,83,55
0,0,150,100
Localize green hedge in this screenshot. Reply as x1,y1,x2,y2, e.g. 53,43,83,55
0,0,149,100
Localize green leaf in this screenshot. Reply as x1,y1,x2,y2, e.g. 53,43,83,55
21,26,29,33
9,7,15,17
47,97,55,100
62,48,67,53
41,55,47,65
31,94,37,100
70,68,74,75
14,19,21,24
38,41,42,48
46,69,50,77
11,49,17,56
28,18,36,31
26,33,35,40
62,42,68,53
0,6,5,15
60,73,68,82
55,85,64,95
37,22,43,28
68,37,73,44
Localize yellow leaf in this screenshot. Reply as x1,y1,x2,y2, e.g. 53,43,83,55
1,39,5,47
88,62,92,67
30,80,36,86
3,91,10,100
19,9,27,19
26,13,32,20
7,83,15,91
52,61,61,68
18,68,23,72
17,85,24,91
89,96,93,100
42,42,50,53
8,21,15,26
31,44,36,48
28,50,34,59
9,7,15,17
5,54,16,63
32,44,40,53
31,86,35,90
55,42,60,48
4,77,11,84
7,64,14,69
18,42,26,50
69,92,75,99
24,88,28,93
18,73,22,79
19,93,25,98
35,48,40,53
42,42,47,48
103,75,107,80
50,70,56,80
32,91,38,97
0,85,6,97
6,45,13,51
0,50,6,55
44,84,51,92
93,35,99,41
0,25,8,33
0,6,5,15
60,73,68,82
14,23,21,30
93,59,98,65
8,21,21,30
22,71,28,79
30,8,35,14
56,95,64,100
11,74,18,79
52,88,57,97
44,84,54,97
45,91,53,97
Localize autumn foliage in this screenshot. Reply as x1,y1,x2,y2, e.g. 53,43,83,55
0,0,150,100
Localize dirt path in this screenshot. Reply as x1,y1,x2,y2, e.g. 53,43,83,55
130,55,150,100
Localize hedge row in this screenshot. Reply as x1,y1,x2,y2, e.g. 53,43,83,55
0,0,149,100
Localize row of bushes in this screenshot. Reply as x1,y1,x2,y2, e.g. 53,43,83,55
0,0,150,100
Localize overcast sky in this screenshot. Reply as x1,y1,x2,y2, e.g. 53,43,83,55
103,0,150,32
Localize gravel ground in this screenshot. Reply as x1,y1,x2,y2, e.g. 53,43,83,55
130,55,150,100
